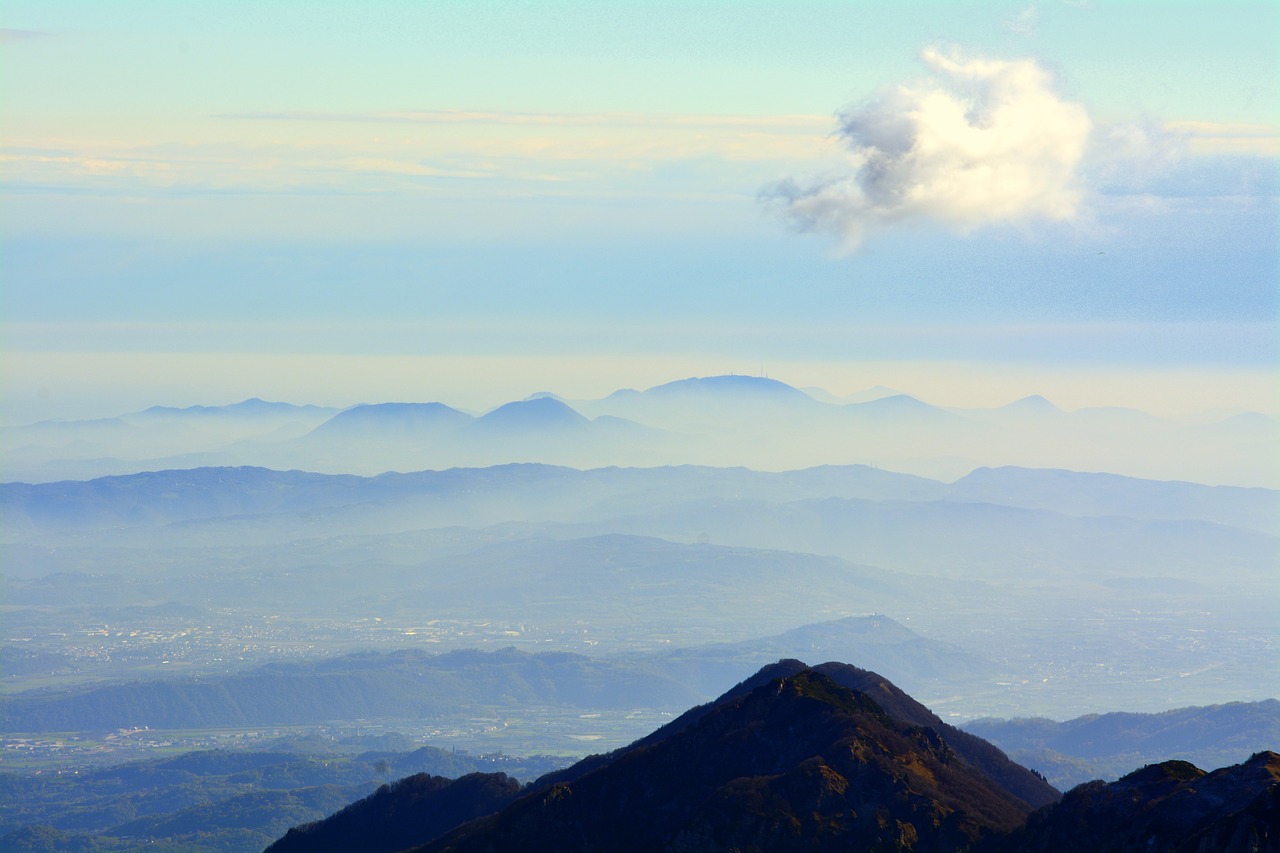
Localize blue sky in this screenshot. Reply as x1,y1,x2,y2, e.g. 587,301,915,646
1,1,1276,420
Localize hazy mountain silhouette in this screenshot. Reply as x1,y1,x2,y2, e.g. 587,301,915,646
133,399,336,421
966,699,1280,789
471,397,590,432
307,402,473,438
5,376,1276,484
950,465,1277,533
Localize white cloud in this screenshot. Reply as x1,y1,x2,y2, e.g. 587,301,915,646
766,48,1092,250
1165,121,1280,157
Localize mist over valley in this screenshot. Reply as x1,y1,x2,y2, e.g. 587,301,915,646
3,0,1276,847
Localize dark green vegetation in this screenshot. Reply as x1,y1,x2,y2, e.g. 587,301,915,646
965,698,1280,789
0,743,563,852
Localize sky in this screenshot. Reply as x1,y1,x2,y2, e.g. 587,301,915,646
1,0,1277,422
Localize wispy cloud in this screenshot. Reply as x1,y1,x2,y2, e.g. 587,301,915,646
764,48,1092,251
219,109,829,133
1166,121,1280,157
0,28,50,42
2,109,837,203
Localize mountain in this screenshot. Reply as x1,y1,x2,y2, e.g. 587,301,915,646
0,401,339,483
7,377,1277,484
0,618,998,736
471,397,590,432
409,664,1048,853
265,773,523,853
288,398,663,473
1007,752,1280,853
846,393,961,420
965,699,1280,789
0,464,945,541
641,374,816,403
0,744,562,853
130,399,336,421
306,402,473,438
949,466,1279,534
266,661,1055,853
265,663,1280,852
13,462,1271,542
585,374,823,431
638,615,999,699
401,533,911,637
610,659,1056,809
0,647,706,733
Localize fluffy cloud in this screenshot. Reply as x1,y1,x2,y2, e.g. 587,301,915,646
767,49,1091,250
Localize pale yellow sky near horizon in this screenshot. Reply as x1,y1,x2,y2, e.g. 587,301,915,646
3,350,1275,426
3,2,1275,436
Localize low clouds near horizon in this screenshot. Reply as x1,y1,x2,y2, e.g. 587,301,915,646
768,48,1092,251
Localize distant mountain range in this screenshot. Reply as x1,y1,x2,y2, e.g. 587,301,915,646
966,699,1280,789
4,375,1275,486
6,462,1273,542
263,661,1279,853
3,461,1275,718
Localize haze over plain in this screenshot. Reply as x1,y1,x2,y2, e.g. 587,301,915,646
0,3,1277,851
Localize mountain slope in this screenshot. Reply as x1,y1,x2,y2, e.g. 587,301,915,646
266,663,1280,853
965,699,1280,789
1008,752,1280,853
307,402,473,438
0,647,704,733
415,667,1042,853
265,773,522,853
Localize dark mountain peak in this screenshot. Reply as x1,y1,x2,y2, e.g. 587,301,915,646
411,667,1040,853
1117,758,1206,786
474,397,590,430
265,771,523,853
781,667,894,718
1017,751,1280,853
536,657,1054,809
